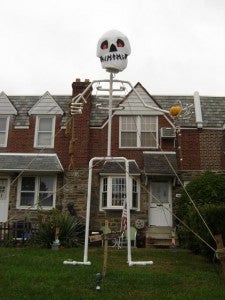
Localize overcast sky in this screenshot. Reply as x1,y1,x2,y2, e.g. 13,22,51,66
0,0,225,96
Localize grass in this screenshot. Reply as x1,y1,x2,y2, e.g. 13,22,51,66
0,246,224,299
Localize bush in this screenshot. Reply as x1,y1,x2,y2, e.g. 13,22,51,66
34,209,85,248
176,172,225,220
176,172,225,259
177,204,225,258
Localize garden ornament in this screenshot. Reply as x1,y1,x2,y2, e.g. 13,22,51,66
95,273,102,291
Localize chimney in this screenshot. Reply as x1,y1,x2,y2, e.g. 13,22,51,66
193,91,203,129
72,78,90,97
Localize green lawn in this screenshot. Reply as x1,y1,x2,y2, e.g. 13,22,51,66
0,246,224,299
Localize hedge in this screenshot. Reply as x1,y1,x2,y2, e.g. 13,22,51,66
177,204,225,259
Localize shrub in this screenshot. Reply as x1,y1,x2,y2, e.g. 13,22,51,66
178,204,225,258
176,171,225,220
176,172,225,259
34,209,85,248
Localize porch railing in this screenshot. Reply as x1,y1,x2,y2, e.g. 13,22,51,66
0,221,38,243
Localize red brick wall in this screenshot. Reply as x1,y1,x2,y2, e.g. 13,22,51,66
179,129,224,172
7,116,35,153
54,121,70,169
179,129,201,170
3,115,70,170
199,130,224,171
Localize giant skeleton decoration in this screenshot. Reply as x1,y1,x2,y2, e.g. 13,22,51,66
64,29,191,267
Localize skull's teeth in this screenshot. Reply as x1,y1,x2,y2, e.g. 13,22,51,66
100,53,128,62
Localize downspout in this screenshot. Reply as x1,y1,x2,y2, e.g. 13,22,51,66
194,91,203,129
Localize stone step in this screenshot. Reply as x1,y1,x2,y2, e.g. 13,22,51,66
147,226,175,234
145,226,178,247
147,233,173,239
146,239,175,247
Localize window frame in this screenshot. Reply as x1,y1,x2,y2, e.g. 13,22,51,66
100,175,140,211
16,175,57,210
0,116,10,148
34,115,56,148
119,115,158,149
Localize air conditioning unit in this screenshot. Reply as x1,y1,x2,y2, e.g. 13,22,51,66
160,127,176,138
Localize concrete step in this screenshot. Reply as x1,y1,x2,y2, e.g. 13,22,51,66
148,233,173,239
151,239,172,245
145,226,178,247
147,226,174,234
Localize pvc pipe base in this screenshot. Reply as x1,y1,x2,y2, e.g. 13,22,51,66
128,261,153,266
63,261,91,266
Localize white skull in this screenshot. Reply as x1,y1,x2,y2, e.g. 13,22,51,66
96,29,131,73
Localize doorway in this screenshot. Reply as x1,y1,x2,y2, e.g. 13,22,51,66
149,181,172,227
0,178,9,222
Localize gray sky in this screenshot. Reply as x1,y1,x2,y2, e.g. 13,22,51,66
1,0,225,96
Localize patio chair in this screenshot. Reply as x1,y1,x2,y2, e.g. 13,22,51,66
121,226,137,247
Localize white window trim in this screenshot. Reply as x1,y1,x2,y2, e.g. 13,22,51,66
0,116,10,148
99,175,140,211
16,175,57,210
34,115,56,148
119,115,158,149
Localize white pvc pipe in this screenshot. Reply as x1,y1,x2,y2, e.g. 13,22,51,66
107,72,113,156
125,159,132,263
63,261,91,266
83,158,94,263
128,261,153,266
72,78,170,116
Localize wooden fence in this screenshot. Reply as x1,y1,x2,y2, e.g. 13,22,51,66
0,221,38,243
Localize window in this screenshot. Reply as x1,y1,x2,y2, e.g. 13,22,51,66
151,182,169,204
100,176,140,210
120,116,158,148
0,116,9,147
17,176,56,209
34,116,55,148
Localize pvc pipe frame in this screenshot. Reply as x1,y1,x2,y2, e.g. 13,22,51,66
83,156,132,264
83,156,154,266
71,78,175,128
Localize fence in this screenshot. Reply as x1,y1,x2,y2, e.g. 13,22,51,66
0,221,38,243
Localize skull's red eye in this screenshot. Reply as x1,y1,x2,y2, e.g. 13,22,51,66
117,39,124,47
101,40,108,50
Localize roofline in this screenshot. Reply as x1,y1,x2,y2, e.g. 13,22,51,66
0,153,64,172
145,173,176,176
0,153,59,156
0,169,62,173
99,172,140,176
